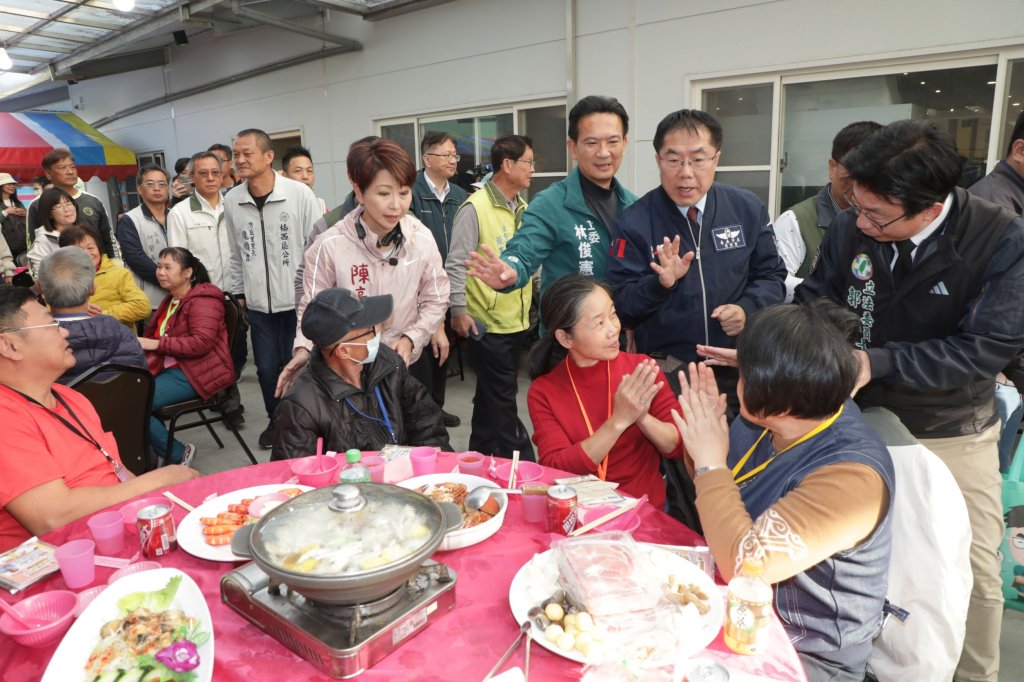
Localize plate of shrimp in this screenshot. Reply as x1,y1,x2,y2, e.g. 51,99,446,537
175,485,309,562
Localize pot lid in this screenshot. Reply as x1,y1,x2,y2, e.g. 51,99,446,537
250,483,442,578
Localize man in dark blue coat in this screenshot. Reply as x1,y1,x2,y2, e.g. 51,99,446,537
607,109,785,374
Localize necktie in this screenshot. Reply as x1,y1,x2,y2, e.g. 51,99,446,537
687,206,701,228
892,240,915,284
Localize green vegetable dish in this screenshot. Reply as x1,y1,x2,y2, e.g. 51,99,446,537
86,576,210,682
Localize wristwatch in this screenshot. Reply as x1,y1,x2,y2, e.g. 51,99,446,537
694,465,725,478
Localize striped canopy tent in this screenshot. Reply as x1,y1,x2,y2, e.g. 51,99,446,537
0,112,137,182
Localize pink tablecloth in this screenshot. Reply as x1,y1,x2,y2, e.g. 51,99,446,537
1,455,806,681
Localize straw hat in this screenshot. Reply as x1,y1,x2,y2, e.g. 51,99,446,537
0,173,16,186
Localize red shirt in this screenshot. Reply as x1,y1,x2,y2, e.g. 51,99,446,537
527,352,684,508
0,384,122,551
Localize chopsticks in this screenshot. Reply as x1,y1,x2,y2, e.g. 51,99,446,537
569,498,640,537
509,449,521,490
162,491,195,513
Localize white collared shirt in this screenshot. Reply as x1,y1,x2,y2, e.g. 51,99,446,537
425,173,449,202
890,193,953,268
675,194,709,224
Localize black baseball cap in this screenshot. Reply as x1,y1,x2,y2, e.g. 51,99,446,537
301,287,393,347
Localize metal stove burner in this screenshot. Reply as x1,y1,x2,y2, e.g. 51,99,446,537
221,560,457,679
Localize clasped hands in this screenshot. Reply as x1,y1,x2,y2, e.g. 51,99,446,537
671,362,730,471
609,359,664,431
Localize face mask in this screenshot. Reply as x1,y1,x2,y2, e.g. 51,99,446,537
338,332,380,365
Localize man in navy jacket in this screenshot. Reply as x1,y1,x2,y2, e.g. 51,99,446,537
608,109,785,371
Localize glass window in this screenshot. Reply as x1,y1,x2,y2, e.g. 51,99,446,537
781,65,997,209
703,84,773,166
520,105,567,174
999,59,1024,158
380,123,417,162
715,170,770,208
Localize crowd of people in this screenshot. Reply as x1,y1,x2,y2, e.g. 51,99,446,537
1,95,1023,682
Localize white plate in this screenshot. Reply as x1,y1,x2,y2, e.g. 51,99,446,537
508,545,724,665
177,484,312,562
42,568,214,682
397,473,508,551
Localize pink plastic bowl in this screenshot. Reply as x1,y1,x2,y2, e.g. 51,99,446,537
117,496,167,534
578,504,643,533
290,455,341,488
494,460,543,489
107,561,162,585
248,492,292,518
0,590,78,647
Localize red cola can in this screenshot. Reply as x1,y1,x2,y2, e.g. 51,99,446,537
546,485,578,535
137,504,177,558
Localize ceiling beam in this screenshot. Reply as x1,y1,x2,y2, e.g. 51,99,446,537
229,1,361,49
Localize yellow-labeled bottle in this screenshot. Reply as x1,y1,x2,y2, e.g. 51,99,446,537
723,557,773,655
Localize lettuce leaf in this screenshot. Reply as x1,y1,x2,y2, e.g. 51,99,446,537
117,575,182,614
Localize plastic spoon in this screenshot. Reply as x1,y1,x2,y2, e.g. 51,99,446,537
315,437,324,473
0,597,38,629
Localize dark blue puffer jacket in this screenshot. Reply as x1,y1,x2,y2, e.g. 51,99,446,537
56,314,147,384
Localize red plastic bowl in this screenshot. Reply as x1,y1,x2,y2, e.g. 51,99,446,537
117,496,168,535
0,590,78,647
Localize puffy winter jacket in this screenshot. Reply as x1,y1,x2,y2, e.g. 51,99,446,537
270,344,450,460
90,256,150,326
142,282,234,401
56,313,146,384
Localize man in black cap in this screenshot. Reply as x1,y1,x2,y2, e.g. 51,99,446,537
270,287,449,460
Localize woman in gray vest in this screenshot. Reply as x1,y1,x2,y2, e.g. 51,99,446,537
673,302,894,682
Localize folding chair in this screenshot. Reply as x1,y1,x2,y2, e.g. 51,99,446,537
68,363,157,476
155,292,258,465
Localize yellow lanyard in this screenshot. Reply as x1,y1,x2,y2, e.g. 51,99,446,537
158,299,180,337
566,359,612,481
731,404,845,485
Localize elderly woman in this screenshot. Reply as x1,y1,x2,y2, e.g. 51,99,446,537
526,275,684,507
27,188,79,277
673,303,894,681
139,247,233,466
275,138,449,396
58,224,150,327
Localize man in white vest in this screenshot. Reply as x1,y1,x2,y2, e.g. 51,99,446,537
115,165,170,313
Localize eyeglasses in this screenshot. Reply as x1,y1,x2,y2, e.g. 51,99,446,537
53,202,76,211
425,153,461,162
657,152,719,172
194,170,223,178
142,181,169,189
516,159,536,168
843,189,906,230
0,320,62,333
329,327,376,351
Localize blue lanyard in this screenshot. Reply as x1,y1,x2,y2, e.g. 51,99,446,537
343,385,397,444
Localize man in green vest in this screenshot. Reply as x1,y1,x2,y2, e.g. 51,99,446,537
775,120,881,300
446,135,536,460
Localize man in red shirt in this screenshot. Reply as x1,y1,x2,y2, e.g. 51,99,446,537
0,287,198,551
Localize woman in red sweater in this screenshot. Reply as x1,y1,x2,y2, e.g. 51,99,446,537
527,275,684,507
139,247,233,465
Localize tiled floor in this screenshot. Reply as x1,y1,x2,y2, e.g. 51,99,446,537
187,348,1024,679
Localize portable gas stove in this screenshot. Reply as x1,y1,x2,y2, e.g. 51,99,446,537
221,559,457,679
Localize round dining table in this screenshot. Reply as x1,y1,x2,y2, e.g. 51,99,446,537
1,454,807,681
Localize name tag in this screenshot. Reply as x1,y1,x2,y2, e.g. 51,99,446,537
711,225,746,252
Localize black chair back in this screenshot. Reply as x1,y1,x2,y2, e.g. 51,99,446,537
68,363,156,475
222,292,245,351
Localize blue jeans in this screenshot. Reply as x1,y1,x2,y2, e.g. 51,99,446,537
150,367,199,462
995,381,1022,473
247,308,297,421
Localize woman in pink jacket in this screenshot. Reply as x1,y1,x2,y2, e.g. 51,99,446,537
276,139,450,396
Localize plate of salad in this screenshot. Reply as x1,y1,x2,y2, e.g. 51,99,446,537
42,567,214,682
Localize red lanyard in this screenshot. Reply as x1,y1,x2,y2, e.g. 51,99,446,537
565,359,612,480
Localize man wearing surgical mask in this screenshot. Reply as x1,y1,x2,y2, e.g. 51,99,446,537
270,287,450,460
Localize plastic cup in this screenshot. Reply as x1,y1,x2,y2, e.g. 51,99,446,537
457,452,485,477
409,447,438,476
362,455,386,483
55,539,96,589
521,490,548,524
87,510,125,556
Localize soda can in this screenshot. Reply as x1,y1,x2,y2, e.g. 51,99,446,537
137,504,177,558
546,485,578,535
685,658,730,682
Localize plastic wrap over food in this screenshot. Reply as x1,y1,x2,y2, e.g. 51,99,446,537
552,531,662,619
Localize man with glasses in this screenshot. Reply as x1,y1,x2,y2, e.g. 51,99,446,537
410,131,469,429
27,148,118,259
466,95,636,298
795,119,1024,682
608,109,785,389
774,121,881,300
446,135,536,460
0,286,198,552
115,164,171,312
271,287,448,460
